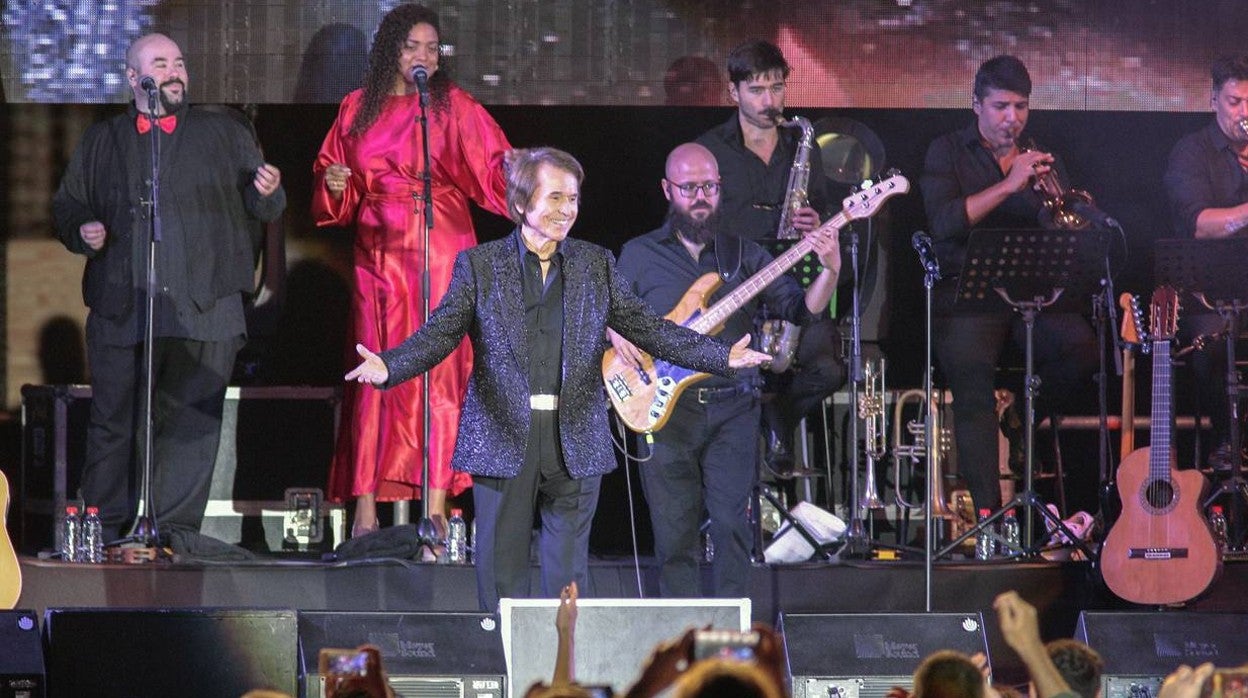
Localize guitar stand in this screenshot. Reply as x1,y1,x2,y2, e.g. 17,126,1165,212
934,229,1108,560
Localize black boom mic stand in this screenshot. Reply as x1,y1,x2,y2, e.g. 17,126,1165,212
122,80,166,549
408,66,443,560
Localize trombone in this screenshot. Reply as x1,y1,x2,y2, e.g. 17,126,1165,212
892,388,955,520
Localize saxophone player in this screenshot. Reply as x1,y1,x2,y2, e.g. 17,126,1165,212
696,38,848,473
920,55,1098,522
1162,54,1248,471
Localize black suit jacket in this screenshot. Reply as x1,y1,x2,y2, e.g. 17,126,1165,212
380,230,733,479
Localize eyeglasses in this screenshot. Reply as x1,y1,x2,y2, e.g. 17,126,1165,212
670,181,721,198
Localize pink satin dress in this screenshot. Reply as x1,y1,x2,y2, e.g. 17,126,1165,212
313,83,511,502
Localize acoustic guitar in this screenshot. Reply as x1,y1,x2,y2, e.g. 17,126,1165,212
1100,286,1220,605
0,470,21,609
602,174,909,433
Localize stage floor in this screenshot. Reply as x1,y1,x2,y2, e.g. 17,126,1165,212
17,554,1248,686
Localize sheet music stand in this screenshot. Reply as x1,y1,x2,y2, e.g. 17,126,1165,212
1156,237,1248,537
936,229,1108,559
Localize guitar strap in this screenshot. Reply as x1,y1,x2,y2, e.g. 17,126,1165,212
713,233,743,282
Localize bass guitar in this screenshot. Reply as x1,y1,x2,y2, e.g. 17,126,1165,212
1101,286,1220,605
0,470,21,609
603,174,909,433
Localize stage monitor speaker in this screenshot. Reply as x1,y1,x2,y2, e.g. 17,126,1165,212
501,598,750,698
43,607,298,698
298,611,506,698
0,610,43,698
779,612,989,698
1075,611,1248,698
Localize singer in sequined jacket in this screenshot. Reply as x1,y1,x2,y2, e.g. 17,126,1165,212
377,229,734,480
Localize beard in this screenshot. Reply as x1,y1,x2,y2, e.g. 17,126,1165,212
666,202,720,245
158,79,187,115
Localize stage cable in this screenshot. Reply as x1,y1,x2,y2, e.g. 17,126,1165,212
610,411,648,596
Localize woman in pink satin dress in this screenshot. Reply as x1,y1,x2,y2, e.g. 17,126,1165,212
313,3,511,537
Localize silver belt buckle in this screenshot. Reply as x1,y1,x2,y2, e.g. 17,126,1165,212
530,394,559,410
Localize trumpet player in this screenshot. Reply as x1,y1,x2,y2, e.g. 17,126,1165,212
696,38,848,474
920,55,1098,518
1162,54,1248,470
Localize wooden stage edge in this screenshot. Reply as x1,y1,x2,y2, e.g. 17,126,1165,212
15,555,1248,686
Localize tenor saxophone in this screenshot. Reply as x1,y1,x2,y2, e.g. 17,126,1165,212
775,115,814,240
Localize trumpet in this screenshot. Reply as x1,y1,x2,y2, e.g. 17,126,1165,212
857,358,887,511
892,389,954,519
1237,118,1248,140
1019,138,1099,230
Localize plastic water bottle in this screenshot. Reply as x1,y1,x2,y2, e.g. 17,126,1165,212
82,507,105,563
1209,505,1228,555
975,508,995,561
61,505,82,562
1001,508,1021,555
446,509,468,563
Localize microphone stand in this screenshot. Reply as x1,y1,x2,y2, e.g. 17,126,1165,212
841,222,871,557
409,77,442,560
912,232,941,612
122,89,164,549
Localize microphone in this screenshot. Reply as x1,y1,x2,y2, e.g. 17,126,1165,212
411,66,429,95
911,231,941,279
138,75,158,94
1067,200,1120,229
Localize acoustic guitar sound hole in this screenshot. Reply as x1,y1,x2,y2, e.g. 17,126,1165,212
1145,479,1175,510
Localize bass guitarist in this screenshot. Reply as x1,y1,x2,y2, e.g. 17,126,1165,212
608,142,840,598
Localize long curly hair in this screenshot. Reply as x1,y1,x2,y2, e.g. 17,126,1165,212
349,3,451,136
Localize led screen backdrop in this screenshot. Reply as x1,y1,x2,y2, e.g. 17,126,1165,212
4,0,1248,109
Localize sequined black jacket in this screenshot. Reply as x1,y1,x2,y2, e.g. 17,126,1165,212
379,230,733,479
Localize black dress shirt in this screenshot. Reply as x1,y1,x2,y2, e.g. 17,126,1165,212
517,235,564,395
696,113,832,241
615,222,815,389
921,123,1068,275
1163,120,1248,237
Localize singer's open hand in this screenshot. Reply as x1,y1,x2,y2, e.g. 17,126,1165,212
324,163,352,199
727,334,771,369
253,163,281,196
345,344,389,385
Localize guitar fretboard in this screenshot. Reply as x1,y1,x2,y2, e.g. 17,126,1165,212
1149,339,1172,483
688,216,839,334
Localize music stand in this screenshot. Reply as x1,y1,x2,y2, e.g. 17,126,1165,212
1156,237,1248,540
935,229,1107,560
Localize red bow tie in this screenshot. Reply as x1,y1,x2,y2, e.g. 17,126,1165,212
136,113,177,135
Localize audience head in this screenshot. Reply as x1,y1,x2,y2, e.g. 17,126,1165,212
911,650,985,698
1046,639,1103,698
673,658,784,698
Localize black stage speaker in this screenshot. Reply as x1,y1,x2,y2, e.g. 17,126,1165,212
298,611,506,698
0,610,44,698
43,608,298,698
779,612,990,698
1075,611,1248,698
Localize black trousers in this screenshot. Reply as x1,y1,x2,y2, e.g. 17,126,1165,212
471,410,601,611
933,282,1098,512
764,317,847,441
82,333,241,543
641,388,758,597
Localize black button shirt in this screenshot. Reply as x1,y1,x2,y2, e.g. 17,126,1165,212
517,235,564,396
